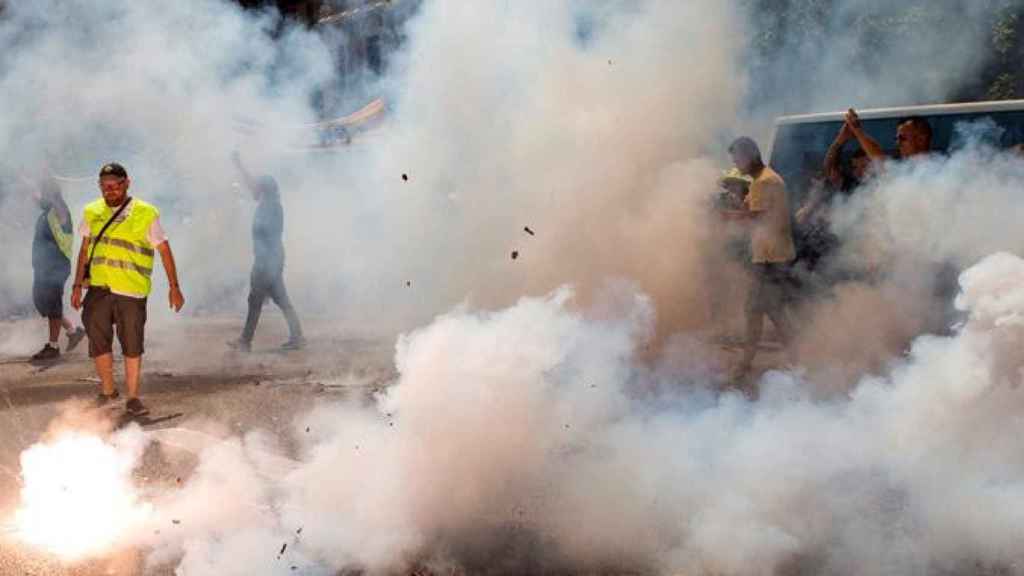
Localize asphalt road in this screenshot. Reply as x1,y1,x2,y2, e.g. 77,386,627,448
0,314,776,575
0,316,395,575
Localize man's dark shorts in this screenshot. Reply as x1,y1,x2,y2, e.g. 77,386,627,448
32,281,65,319
82,287,147,358
746,263,795,315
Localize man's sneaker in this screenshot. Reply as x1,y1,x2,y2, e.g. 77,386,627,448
227,339,252,353
125,398,149,417
30,344,60,362
66,328,87,353
280,338,306,351
95,390,120,407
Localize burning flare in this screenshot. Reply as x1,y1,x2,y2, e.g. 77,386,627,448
13,431,151,560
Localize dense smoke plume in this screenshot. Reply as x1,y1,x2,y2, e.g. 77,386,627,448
0,0,1016,337
289,0,750,336
5,0,1024,574
793,142,1024,387
0,0,756,345
106,251,1024,575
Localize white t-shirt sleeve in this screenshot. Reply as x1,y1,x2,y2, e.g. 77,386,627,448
148,217,168,247
78,213,91,238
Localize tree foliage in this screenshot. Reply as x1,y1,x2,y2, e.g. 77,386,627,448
745,0,1024,105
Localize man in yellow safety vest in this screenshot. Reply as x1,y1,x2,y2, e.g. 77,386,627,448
70,162,185,417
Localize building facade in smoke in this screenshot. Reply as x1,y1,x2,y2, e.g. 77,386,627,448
315,0,418,116
237,0,324,26
237,0,420,117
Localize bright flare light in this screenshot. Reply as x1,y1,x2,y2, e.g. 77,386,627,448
13,432,152,560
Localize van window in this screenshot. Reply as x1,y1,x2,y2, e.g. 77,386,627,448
769,110,1024,206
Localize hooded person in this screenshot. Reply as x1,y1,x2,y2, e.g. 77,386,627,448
29,174,86,361
227,151,305,352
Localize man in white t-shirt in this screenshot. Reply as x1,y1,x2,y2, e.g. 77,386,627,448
70,162,184,417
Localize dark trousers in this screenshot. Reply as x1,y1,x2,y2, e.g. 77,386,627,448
241,269,303,343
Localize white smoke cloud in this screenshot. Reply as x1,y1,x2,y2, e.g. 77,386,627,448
0,0,336,320
746,0,1008,119
288,0,749,336
780,129,1024,389
7,0,1024,574
835,146,1024,271
0,0,753,345
12,423,151,561
0,0,1010,344
131,250,1024,575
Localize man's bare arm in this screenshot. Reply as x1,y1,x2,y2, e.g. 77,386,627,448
795,189,824,226
70,239,90,310
231,151,259,192
845,109,886,161
824,124,852,187
798,126,851,225
157,242,185,312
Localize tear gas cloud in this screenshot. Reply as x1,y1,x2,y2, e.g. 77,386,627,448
51,252,1024,574
290,0,749,336
795,139,1024,387
835,144,1024,271
6,0,1024,574
0,0,333,322
0,0,751,340
0,0,1014,337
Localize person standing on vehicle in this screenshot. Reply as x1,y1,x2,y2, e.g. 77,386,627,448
29,174,86,361
720,137,798,386
70,163,185,416
227,152,305,352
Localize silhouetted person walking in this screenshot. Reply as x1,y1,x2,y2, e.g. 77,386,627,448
28,174,85,361
228,152,304,352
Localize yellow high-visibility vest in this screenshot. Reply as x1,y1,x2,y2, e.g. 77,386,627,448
84,198,159,297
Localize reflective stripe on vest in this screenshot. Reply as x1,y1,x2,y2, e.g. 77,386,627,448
84,198,159,297
95,236,155,257
90,256,153,277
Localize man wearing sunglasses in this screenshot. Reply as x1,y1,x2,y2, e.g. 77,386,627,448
70,163,185,417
